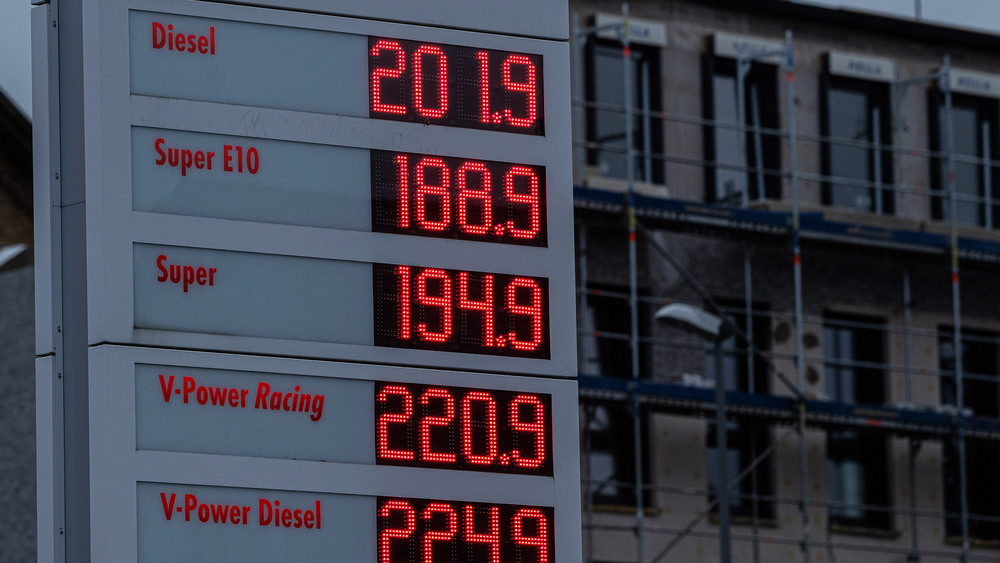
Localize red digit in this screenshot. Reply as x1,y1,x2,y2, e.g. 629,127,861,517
376,386,415,461
422,503,457,562
456,161,493,236
510,395,546,469
458,272,495,348
370,40,407,115
419,388,456,463
413,45,448,119
461,391,498,465
476,51,492,124
379,500,416,563
502,55,538,128
505,278,544,351
416,269,452,342
464,505,501,563
396,265,412,340
395,154,410,229
512,508,549,563
415,158,451,231
503,166,541,240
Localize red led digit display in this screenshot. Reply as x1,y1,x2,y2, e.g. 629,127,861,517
378,497,553,563
373,264,550,358
369,37,544,135
375,382,553,476
371,150,547,246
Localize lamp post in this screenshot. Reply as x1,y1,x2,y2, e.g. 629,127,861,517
655,303,732,563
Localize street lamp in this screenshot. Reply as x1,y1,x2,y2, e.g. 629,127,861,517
655,303,732,563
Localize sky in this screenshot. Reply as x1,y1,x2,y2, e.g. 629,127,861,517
3,1,1000,120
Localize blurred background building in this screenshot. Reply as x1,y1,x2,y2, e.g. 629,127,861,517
571,0,1000,561
0,87,35,560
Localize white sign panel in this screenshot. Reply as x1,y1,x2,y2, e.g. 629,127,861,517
594,13,668,47
712,32,783,64
828,51,896,83
89,346,582,562
950,68,1000,98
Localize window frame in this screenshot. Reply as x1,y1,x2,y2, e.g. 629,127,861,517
928,91,1000,228
704,301,776,521
584,36,664,185
702,49,783,204
822,313,892,531
820,69,895,215
939,328,1000,540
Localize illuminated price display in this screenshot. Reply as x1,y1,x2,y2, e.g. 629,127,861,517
371,150,547,246
373,264,550,358
375,382,552,475
378,497,553,563
369,37,544,135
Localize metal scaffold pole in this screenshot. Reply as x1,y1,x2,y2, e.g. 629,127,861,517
942,55,971,563
783,29,811,563
618,5,647,562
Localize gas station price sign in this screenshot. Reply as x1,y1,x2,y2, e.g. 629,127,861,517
375,382,552,475
373,264,550,358
378,497,553,563
369,37,544,134
371,150,547,246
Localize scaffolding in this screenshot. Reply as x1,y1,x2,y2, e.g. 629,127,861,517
572,6,1000,562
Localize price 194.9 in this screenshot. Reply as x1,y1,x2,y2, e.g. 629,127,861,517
373,264,550,359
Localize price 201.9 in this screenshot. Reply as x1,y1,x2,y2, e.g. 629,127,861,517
376,383,552,475
369,37,544,135
372,151,546,246
378,498,552,563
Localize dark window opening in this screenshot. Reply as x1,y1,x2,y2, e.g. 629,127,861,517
821,73,894,214
940,328,1000,540
582,399,649,508
578,283,653,380
929,92,1000,228
585,39,664,184
706,302,775,520
704,54,782,204
823,314,891,530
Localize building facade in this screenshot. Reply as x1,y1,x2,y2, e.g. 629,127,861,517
0,90,35,562
571,1,1000,561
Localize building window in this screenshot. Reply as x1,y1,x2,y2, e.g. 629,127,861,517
704,56,782,204
821,76,894,214
705,304,775,521
939,329,1000,540
585,39,664,184
578,282,652,380
581,399,648,508
930,94,1000,228
823,315,891,530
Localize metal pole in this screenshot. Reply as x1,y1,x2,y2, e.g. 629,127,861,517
745,246,761,563
903,271,920,562
714,338,732,563
751,85,766,201
784,29,811,563
737,57,750,207
873,106,883,215
943,54,971,563
982,121,991,229
620,5,645,562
